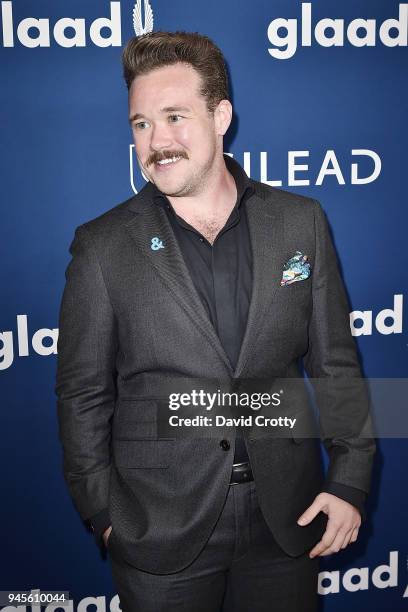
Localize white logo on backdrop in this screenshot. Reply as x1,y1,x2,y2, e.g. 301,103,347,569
0,0,156,47
350,295,404,337
133,0,154,36
318,551,407,598
129,147,382,194
0,1,122,47
0,315,57,371
267,2,408,59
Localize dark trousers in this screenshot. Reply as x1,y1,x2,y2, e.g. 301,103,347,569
108,480,318,612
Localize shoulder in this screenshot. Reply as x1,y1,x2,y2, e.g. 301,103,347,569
248,178,323,221
72,182,154,246
80,194,137,234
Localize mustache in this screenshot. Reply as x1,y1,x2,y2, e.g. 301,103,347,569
146,150,189,167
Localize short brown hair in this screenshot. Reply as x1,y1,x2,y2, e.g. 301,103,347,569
122,31,229,113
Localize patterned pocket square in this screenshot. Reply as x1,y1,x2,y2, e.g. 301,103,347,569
280,251,311,286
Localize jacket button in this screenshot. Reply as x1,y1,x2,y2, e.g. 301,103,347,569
220,439,230,451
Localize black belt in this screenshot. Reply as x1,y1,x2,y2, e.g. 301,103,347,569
229,462,254,485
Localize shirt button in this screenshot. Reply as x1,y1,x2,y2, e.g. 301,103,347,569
220,439,230,451
199,237,204,242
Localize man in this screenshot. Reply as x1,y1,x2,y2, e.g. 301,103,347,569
56,31,375,612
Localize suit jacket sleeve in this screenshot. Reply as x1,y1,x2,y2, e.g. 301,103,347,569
303,200,376,494
89,507,111,550
322,482,366,521
55,224,118,523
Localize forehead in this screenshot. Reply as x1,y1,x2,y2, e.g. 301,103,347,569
129,63,205,112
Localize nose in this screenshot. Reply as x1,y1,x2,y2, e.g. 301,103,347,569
149,121,173,151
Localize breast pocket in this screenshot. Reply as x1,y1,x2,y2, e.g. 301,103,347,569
280,276,311,299
273,277,312,332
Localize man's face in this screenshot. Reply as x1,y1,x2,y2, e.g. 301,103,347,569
128,62,227,197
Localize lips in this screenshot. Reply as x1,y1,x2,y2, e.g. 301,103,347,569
154,155,183,171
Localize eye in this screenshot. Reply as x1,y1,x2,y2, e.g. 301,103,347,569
134,121,149,130
168,114,183,123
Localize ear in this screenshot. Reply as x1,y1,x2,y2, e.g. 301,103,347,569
214,99,233,136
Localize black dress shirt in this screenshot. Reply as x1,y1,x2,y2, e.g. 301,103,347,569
153,157,254,467
89,155,367,547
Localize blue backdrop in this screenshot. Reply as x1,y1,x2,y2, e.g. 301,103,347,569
1,1,407,610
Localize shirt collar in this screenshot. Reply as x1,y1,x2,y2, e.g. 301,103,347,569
151,153,255,212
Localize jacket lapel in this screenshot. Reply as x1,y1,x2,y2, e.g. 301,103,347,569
124,182,234,375
124,183,285,380
233,192,284,379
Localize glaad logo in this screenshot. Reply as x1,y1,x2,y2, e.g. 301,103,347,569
319,551,408,598
0,0,156,47
133,0,154,36
350,294,403,336
0,315,57,370
0,1,122,48
268,2,408,59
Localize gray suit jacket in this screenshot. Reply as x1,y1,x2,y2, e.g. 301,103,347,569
55,166,375,574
